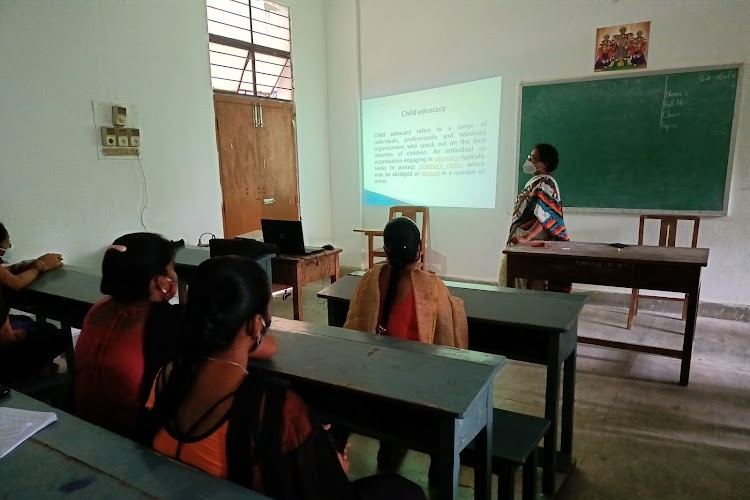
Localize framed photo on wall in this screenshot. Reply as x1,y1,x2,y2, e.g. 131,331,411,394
594,21,650,72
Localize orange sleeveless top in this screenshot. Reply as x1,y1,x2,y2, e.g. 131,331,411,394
385,291,419,342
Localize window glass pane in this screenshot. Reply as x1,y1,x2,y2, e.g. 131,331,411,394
207,0,248,17
212,77,240,93
207,0,293,99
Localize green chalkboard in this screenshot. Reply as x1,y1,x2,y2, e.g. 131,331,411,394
518,65,741,213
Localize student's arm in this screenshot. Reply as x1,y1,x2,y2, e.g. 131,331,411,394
248,333,278,360
8,260,38,274
0,261,44,290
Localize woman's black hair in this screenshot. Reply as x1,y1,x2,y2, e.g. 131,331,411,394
380,217,421,330
149,256,271,431
534,143,559,172
0,222,8,243
100,232,175,301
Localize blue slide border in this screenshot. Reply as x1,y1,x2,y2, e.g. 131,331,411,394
363,189,407,206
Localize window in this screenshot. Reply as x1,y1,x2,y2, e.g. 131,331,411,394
206,0,293,100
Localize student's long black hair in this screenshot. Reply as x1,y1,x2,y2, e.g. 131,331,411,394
148,256,271,434
100,232,175,301
379,217,421,330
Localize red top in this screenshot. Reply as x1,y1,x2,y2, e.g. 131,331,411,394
385,291,419,342
74,298,152,437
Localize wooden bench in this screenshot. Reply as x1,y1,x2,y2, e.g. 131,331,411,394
461,408,551,500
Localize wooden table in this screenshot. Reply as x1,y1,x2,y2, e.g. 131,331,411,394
318,274,587,495
7,266,104,374
0,391,270,499
175,245,341,321
504,241,709,385
255,317,506,500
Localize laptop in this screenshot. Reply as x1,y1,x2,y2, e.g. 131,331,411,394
260,219,323,256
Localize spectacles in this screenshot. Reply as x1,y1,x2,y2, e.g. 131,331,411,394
528,154,541,162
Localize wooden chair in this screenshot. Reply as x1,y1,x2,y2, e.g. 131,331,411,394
627,215,700,329
353,206,430,269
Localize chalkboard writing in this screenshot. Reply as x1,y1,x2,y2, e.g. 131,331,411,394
519,65,741,213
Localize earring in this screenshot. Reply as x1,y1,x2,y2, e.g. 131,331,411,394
249,334,263,352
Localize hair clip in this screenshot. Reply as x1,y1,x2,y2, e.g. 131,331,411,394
107,244,127,252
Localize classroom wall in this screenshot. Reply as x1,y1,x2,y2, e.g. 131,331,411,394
0,0,224,268
0,0,334,268
326,0,750,306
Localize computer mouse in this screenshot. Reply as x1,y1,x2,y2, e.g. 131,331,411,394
323,244,334,250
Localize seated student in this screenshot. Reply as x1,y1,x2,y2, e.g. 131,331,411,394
74,232,188,439
343,216,468,476
146,256,425,500
0,222,67,383
344,217,468,347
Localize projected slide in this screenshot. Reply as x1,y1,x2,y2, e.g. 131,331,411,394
362,77,501,208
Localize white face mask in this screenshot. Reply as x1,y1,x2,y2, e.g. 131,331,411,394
522,160,537,174
1,244,14,263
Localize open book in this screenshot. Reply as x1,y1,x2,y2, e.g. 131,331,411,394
0,407,58,459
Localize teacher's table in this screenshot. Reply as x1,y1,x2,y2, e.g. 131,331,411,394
175,245,342,321
317,274,586,495
504,241,709,385
255,317,506,500
1,391,270,499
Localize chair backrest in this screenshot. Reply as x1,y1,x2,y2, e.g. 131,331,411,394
388,206,430,260
637,215,700,248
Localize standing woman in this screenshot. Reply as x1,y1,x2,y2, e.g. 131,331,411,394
499,143,570,290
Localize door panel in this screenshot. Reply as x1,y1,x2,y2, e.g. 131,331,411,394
214,94,300,238
257,101,299,221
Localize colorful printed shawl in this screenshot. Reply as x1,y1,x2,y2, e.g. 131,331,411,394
509,174,569,243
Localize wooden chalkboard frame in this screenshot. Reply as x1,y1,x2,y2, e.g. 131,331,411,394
516,63,743,215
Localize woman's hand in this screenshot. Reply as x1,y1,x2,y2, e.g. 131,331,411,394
36,253,63,271
509,235,529,245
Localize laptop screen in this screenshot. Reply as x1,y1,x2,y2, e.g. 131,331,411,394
260,219,306,255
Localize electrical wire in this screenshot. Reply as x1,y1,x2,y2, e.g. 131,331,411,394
137,155,149,231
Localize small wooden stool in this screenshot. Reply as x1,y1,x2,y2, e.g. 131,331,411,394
461,408,550,500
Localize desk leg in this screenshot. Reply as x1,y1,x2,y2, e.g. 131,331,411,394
474,387,493,500
331,252,340,283
542,342,562,495
437,418,460,500
680,285,700,386
61,321,76,376
292,278,302,321
178,281,188,305
560,345,576,468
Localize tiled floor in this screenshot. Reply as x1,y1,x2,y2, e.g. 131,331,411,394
273,279,750,499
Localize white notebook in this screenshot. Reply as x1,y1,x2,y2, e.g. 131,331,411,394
0,407,58,459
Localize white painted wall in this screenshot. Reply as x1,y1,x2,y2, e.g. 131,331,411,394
326,0,750,306
284,0,334,246
0,0,334,268
0,0,224,268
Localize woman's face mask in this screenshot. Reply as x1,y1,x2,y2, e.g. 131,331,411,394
0,244,15,263
522,160,537,174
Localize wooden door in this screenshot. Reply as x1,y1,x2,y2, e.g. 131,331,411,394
257,100,299,221
214,94,300,238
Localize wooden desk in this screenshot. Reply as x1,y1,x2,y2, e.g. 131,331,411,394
317,275,586,495
7,266,104,373
0,391,269,499
504,241,709,385
270,250,341,321
256,318,506,500
174,245,342,321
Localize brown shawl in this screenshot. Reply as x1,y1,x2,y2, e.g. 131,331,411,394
343,264,468,349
